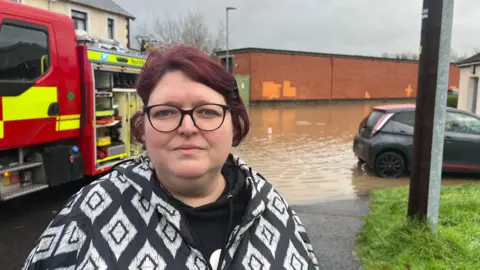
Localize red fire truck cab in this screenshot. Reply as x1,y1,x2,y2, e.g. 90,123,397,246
0,1,146,200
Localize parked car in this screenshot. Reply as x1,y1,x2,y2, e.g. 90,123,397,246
353,104,480,178
448,88,459,95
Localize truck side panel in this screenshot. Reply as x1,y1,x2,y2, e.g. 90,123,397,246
0,15,59,149
76,46,96,175
54,13,82,141
0,3,81,149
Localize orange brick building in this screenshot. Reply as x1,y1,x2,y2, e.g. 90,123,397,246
215,48,460,103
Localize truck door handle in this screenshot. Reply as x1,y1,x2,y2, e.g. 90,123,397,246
48,102,60,116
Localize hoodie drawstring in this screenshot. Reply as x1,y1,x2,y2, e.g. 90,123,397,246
217,194,234,270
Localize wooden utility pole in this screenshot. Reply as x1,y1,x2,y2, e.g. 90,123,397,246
407,0,454,233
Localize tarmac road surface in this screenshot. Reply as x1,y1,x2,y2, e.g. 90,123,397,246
0,180,89,270
293,193,371,269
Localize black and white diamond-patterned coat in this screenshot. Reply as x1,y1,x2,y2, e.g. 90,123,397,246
22,154,320,270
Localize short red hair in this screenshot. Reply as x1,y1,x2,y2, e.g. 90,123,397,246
131,44,250,147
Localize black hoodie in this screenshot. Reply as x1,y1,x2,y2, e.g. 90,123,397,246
22,154,320,270
160,155,250,267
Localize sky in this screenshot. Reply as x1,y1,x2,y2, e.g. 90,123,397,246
114,0,480,58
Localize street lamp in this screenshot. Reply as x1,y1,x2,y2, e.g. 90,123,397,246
225,7,236,72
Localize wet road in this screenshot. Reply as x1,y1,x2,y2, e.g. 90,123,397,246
1,102,479,269
0,180,91,270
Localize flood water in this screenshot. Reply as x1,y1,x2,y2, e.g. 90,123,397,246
232,101,480,205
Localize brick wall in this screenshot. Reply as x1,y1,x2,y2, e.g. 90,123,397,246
231,51,460,102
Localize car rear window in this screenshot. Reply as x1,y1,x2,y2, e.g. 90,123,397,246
391,111,415,126
365,110,385,127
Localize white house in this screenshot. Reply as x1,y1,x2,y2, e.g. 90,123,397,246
10,0,135,48
456,53,480,115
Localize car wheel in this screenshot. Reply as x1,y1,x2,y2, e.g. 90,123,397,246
374,152,406,178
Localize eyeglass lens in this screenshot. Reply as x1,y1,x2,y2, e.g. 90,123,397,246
148,104,227,132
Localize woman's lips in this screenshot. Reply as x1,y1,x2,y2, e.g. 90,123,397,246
174,145,203,150
173,145,205,154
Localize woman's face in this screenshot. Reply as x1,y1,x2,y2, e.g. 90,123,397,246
144,70,234,180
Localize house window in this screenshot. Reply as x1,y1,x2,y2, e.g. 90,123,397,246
72,10,87,31
107,18,115,39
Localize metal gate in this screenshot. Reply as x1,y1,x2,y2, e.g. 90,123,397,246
235,75,250,106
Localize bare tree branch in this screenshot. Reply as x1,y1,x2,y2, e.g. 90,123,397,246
133,22,156,50
212,18,226,53
154,14,182,44
381,49,477,63
152,10,225,55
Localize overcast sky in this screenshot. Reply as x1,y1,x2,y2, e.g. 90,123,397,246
114,0,480,57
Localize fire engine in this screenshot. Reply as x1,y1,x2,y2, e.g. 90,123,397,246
0,1,147,200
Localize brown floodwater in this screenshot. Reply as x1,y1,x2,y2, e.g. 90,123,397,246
232,101,480,205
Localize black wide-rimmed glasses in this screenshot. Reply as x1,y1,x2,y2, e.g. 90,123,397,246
143,103,231,132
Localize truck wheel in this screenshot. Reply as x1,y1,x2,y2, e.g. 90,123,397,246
374,152,406,178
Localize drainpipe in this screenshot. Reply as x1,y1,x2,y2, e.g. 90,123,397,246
127,19,131,50
48,0,56,10
249,53,252,103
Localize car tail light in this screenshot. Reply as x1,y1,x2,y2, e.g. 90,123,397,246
371,113,394,137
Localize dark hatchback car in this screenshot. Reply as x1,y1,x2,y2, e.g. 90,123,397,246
353,104,480,178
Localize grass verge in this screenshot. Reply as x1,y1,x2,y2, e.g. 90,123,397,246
446,94,458,108
355,184,480,269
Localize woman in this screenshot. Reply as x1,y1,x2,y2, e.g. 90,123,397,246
23,44,320,270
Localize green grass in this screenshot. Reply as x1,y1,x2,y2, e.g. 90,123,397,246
355,184,480,270
447,95,458,108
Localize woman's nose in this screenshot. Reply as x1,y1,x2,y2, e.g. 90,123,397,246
177,114,198,134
